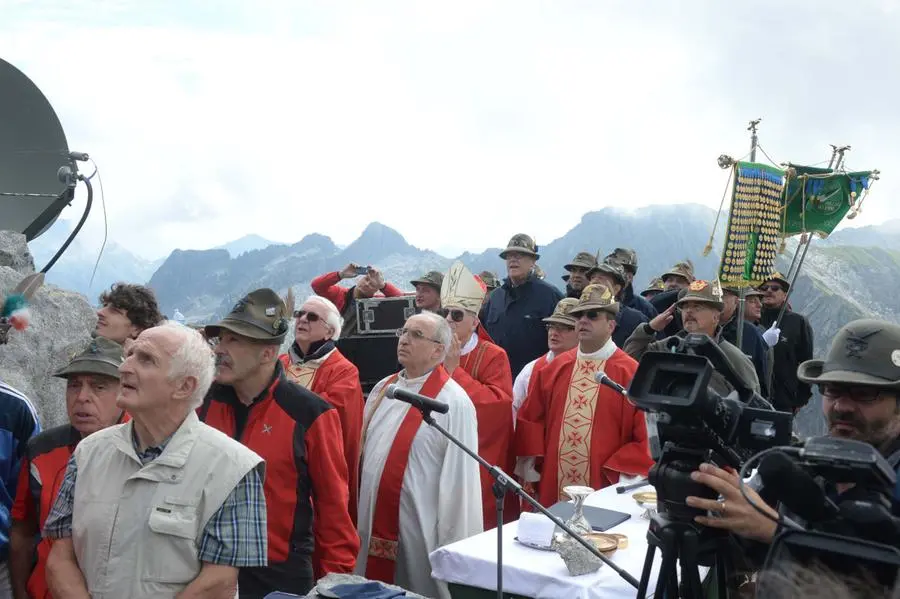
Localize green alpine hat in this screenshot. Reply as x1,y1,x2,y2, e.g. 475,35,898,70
605,248,638,274
479,271,500,290
54,337,124,380
410,271,444,290
205,288,290,343
588,260,627,287
675,279,725,311
543,298,579,327
564,252,598,272
569,283,620,317
798,319,900,390
499,233,540,260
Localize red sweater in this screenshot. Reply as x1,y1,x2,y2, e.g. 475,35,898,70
310,271,404,314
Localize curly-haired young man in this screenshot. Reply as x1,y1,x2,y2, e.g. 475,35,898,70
95,283,163,343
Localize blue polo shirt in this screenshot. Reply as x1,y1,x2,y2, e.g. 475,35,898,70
0,380,41,561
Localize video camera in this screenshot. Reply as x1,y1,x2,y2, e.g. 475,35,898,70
628,333,793,521
754,437,900,594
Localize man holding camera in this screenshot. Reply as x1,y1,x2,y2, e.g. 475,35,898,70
623,279,761,396
684,319,900,564
311,263,404,337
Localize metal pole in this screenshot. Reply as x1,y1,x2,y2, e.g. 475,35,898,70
736,118,762,352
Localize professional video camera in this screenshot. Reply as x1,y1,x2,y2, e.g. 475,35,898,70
628,333,793,521
626,333,794,599
751,436,900,594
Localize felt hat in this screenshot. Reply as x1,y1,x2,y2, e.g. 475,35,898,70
564,252,598,272
798,319,900,390
543,298,580,327
675,279,724,311
54,337,124,380
410,271,444,290
569,283,620,317
661,260,696,282
604,247,638,274
479,271,500,291
205,288,290,343
499,234,540,260
588,260,627,287
761,271,791,292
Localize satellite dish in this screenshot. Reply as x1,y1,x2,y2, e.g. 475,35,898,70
0,57,78,240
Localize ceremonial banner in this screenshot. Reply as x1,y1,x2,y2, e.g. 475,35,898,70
718,162,784,288
781,164,873,238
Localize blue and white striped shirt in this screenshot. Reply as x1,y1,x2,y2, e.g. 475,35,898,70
0,380,41,561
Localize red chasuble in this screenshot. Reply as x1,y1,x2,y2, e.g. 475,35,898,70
516,347,654,508
453,338,518,529
279,349,364,523
364,365,451,584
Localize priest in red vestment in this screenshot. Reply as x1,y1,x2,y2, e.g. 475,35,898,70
439,261,517,529
516,283,654,507
279,294,364,524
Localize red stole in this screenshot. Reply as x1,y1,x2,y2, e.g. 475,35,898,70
364,365,451,584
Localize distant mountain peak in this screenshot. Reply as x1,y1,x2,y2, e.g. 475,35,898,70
215,234,278,258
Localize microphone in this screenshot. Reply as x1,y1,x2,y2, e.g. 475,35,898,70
595,372,628,396
385,384,450,414
758,450,839,523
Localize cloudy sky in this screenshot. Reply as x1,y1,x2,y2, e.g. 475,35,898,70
2,1,897,260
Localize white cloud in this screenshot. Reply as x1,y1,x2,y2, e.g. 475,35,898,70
2,1,895,261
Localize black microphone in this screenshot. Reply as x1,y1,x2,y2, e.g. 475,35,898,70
385,384,450,414
758,450,840,523
595,372,628,396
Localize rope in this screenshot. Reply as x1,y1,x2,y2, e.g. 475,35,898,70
703,166,735,256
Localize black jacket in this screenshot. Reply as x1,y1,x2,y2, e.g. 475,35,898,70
649,288,684,338
622,283,658,321
613,304,649,348
481,274,565,377
760,305,814,412
721,315,770,398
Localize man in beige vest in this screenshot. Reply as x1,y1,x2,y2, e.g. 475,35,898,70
43,322,268,599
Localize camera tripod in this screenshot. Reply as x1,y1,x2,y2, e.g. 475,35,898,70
636,512,738,599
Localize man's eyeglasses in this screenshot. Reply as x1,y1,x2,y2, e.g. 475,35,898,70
820,384,884,404
438,308,466,323
758,285,783,292
396,327,443,344
293,310,321,322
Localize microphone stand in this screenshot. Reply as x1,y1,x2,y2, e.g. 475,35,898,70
414,406,640,599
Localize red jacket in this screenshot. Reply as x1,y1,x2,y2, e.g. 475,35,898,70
453,338,517,529
311,271,404,314
12,425,80,599
199,364,359,596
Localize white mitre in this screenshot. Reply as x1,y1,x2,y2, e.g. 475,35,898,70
441,261,486,313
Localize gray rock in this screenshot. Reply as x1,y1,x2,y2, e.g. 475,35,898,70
0,237,96,428
0,231,35,274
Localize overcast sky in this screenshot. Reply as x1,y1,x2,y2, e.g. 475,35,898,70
3,1,897,260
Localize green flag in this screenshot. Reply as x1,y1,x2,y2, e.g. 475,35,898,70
781,164,873,238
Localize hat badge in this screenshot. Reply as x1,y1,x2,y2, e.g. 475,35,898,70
892,349,900,368
689,280,708,291
265,307,276,317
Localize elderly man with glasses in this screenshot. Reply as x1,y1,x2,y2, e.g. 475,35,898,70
516,284,654,508
279,295,364,526
356,311,482,599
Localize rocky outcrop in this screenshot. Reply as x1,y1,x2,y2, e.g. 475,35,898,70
0,231,96,428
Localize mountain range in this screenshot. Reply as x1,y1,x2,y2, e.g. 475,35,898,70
24,205,900,437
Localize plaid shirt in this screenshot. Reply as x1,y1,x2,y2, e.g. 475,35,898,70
43,428,267,567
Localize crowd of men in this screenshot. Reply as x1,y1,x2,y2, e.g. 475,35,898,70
0,230,897,599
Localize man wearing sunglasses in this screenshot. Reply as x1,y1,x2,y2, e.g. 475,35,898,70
357,312,482,599
439,261,516,529
517,284,653,507
624,279,761,397
758,272,815,414
682,319,900,562
279,296,364,526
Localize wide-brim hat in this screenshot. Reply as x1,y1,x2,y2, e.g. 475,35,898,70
205,288,290,342
661,260,695,282
410,271,444,290
641,277,666,296
761,271,791,291
499,233,540,260
605,247,638,274
478,271,500,290
54,337,124,380
569,283,619,317
797,319,900,390
675,279,724,311
543,298,579,327
587,260,626,287
564,251,598,272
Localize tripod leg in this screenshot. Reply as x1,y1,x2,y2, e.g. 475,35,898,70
678,530,703,599
493,481,505,599
636,543,657,599
716,543,735,599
